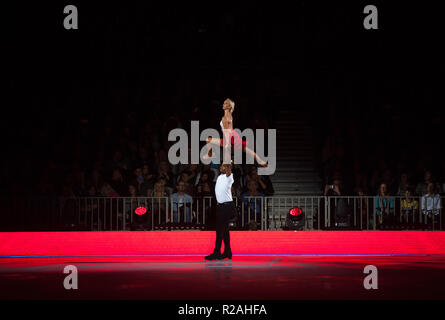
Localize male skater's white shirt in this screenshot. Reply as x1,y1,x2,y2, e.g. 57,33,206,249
215,173,234,204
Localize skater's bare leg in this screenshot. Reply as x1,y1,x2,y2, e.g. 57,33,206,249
244,146,267,167
203,137,222,160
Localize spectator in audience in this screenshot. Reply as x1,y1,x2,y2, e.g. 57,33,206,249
195,164,214,185
397,172,412,196
170,180,193,223
178,170,196,196
107,150,126,172
157,160,173,188
128,184,139,197
416,170,442,196
421,182,441,219
241,180,264,228
382,168,396,195
375,183,394,225
110,168,127,196
148,180,168,197
100,183,119,197
133,166,144,188
196,181,213,197
186,164,199,186
197,171,212,187
139,163,155,197
401,187,419,223
324,178,342,196
89,169,104,192
149,180,168,225
159,177,174,196
135,146,151,168
245,166,274,196
231,163,245,194
85,185,98,197
324,178,350,226
369,159,388,194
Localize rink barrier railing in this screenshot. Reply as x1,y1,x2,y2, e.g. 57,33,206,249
3,196,443,231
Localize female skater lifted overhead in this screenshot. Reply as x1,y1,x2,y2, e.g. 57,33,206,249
203,98,267,167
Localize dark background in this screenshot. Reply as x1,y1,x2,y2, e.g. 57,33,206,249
2,1,444,197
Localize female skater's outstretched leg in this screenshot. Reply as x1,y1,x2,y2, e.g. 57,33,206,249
244,146,267,167
202,137,223,161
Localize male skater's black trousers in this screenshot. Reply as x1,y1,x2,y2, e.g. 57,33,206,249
213,201,234,254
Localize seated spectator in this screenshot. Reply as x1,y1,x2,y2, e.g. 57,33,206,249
125,184,139,213
84,185,98,197
139,163,155,196
196,171,213,188
148,181,168,225
134,146,151,168
416,170,442,196
133,166,144,187
156,160,173,188
401,188,419,223
109,168,127,196
421,183,441,218
231,163,244,195
241,180,264,227
170,180,193,223
196,181,213,197
195,164,214,185
177,170,196,196
100,183,119,197
148,180,168,197
375,183,394,224
397,172,411,196
107,150,126,172
142,163,154,180
245,166,274,196
128,184,139,197
157,177,173,196
88,168,104,192
186,163,199,186
382,169,396,195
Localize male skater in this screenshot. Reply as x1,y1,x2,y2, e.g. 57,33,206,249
205,163,234,260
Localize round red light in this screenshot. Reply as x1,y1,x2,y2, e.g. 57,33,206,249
289,207,302,216
135,207,147,215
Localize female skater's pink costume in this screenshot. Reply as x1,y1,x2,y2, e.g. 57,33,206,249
220,121,247,150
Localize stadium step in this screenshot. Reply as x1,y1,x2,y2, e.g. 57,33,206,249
271,109,322,197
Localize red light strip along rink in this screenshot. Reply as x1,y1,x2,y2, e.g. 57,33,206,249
1,231,445,256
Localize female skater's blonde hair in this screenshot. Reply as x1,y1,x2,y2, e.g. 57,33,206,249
227,99,235,113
